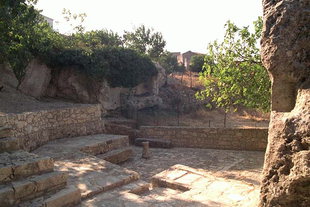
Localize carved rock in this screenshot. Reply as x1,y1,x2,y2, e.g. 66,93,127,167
260,0,310,206
19,59,51,98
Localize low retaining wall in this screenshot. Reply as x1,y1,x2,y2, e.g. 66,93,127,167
0,104,105,151
138,126,268,151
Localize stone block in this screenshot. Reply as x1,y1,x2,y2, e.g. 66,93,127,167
97,147,133,164
135,138,172,148
45,185,81,207
0,186,15,206
0,137,20,153
0,127,11,138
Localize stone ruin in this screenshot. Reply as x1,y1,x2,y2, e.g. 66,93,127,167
259,0,310,206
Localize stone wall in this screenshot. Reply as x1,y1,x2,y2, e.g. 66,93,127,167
0,104,105,151
138,126,268,151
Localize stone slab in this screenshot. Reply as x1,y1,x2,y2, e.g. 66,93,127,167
0,151,54,183
53,155,140,200
33,134,129,159
96,147,133,164
151,164,259,206
0,171,67,206
0,137,20,153
45,185,81,207
0,127,11,138
135,138,172,148
18,185,81,207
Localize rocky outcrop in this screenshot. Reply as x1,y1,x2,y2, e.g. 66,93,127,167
19,59,51,98
46,63,166,112
0,63,18,90
260,0,310,206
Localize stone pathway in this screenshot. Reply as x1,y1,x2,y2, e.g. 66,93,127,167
117,146,265,207
121,147,264,184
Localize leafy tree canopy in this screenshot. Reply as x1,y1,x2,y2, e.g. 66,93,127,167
123,25,166,60
197,17,271,112
189,54,205,73
159,52,185,74
0,0,158,88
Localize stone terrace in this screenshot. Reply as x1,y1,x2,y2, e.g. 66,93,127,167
116,146,265,206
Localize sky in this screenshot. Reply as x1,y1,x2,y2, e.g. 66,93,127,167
35,0,263,53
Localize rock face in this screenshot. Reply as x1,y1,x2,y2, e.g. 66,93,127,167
260,0,310,206
19,59,51,98
46,63,166,112
0,63,18,89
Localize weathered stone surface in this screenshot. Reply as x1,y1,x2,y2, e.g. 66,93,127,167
0,137,20,153
96,147,133,164
0,151,54,183
0,104,104,151
20,185,81,207
138,126,267,150
45,185,81,207
34,135,140,200
19,59,51,98
0,171,67,206
33,134,129,159
0,126,12,138
46,63,165,112
260,0,310,206
0,63,18,90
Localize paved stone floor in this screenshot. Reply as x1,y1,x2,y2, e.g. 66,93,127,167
121,146,264,184
118,146,265,206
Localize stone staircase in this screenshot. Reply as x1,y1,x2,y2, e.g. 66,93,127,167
0,126,81,207
33,134,141,201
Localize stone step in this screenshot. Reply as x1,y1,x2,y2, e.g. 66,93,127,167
0,151,54,184
19,185,81,207
0,126,12,138
80,180,150,207
52,155,140,200
0,137,20,153
33,134,130,159
135,138,173,148
105,118,137,128
0,171,68,206
96,147,133,164
116,180,150,195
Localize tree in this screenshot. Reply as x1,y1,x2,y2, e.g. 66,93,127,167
62,8,87,33
0,0,43,80
123,25,166,59
189,54,205,72
197,17,271,112
73,29,123,49
159,52,185,74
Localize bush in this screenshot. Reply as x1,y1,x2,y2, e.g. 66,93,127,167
189,55,205,72
50,47,157,88
159,52,185,74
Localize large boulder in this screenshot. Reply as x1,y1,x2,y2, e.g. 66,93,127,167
19,59,51,98
260,0,310,206
46,63,165,112
0,63,19,89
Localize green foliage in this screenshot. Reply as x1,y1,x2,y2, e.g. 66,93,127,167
0,1,157,88
189,54,205,72
123,25,166,60
49,47,157,88
73,30,123,49
197,17,271,112
62,8,87,33
159,52,185,74
0,0,41,80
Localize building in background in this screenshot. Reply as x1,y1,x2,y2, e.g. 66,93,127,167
42,15,54,28
171,51,203,70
